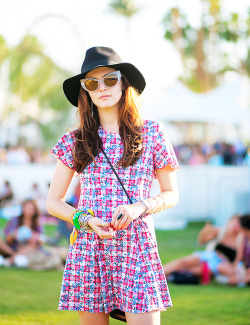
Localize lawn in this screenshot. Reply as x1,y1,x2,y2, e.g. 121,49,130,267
0,221,249,325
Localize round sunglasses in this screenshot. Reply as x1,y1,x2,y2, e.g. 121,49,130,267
80,71,122,92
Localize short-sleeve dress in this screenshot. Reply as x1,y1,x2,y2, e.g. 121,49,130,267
51,119,179,314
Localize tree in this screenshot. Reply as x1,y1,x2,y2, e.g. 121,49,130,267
162,0,250,92
0,34,72,149
109,0,142,34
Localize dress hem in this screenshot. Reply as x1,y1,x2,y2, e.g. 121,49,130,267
58,304,173,313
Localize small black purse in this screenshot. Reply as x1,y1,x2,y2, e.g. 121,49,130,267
101,147,129,323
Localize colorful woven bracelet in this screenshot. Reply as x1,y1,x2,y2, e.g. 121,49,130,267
73,210,84,230
69,209,95,245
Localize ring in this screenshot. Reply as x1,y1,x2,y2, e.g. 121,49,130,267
117,213,123,220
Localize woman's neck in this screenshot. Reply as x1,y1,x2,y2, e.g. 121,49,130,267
98,106,119,133
23,218,32,227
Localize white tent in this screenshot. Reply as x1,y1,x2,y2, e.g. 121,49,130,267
143,73,250,124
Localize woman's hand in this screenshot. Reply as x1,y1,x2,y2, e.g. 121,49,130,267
111,202,146,230
88,217,116,239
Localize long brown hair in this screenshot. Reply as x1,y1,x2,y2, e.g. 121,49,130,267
73,73,144,173
18,199,40,231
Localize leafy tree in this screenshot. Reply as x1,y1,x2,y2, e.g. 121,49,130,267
162,0,250,92
109,0,142,33
0,34,72,149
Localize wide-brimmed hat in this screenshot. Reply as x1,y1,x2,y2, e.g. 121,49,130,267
63,46,146,107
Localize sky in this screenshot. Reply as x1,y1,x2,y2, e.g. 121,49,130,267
0,0,249,102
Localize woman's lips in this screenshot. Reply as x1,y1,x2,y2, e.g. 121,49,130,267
99,95,110,100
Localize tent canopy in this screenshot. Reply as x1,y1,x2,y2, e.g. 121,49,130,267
143,74,250,124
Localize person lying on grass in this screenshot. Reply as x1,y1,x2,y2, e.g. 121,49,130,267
163,214,250,285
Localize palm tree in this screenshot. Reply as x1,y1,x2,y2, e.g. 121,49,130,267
109,0,142,34
162,0,250,92
0,34,71,148
0,14,84,148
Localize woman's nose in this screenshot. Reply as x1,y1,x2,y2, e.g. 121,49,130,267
99,80,107,91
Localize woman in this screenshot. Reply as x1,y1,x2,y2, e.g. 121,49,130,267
0,180,13,207
163,215,244,283
46,46,179,325
0,199,42,265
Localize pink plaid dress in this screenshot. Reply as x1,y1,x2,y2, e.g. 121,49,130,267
51,119,179,314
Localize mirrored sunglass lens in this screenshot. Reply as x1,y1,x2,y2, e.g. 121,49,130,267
104,75,119,87
85,79,98,91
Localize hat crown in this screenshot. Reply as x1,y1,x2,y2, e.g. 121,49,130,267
81,47,123,74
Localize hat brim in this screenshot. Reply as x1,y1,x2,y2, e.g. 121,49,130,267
63,63,146,107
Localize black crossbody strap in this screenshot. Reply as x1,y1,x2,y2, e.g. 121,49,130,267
101,148,133,204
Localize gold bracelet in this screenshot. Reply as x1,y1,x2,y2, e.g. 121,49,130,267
149,197,159,214
152,195,166,214
155,196,164,213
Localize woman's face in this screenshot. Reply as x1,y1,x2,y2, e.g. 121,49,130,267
23,201,36,219
85,67,123,110
227,217,241,234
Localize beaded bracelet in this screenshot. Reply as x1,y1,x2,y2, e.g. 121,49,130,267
69,209,95,245
78,213,94,232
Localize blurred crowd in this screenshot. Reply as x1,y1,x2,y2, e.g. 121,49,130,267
0,179,80,270
0,146,54,164
175,141,249,166
0,140,249,166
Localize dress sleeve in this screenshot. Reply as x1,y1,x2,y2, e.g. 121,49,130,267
50,131,76,171
4,217,18,237
153,121,179,176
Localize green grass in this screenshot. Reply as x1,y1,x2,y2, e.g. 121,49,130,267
0,221,249,324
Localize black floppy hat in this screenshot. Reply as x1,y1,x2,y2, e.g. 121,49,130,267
63,46,146,107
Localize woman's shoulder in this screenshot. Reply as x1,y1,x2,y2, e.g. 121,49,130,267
4,216,19,234
142,119,164,134
56,128,78,145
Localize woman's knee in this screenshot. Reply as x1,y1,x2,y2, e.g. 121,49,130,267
179,255,199,268
79,311,109,325
125,309,161,325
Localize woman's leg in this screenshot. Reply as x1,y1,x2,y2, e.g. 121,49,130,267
79,311,109,325
217,262,235,277
0,238,15,257
126,310,160,325
5,243,37,265
163,255,201,276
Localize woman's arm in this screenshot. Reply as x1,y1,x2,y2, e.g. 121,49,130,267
233,233,245,267
46,160,76,222
47,160,116,239
147,166,179,210
111,166,179,230
197,222,219,245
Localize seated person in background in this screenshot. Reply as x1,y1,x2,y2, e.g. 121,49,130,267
0,199,43,266
163,214,245,284
0,180,14,207
226,214,250,285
